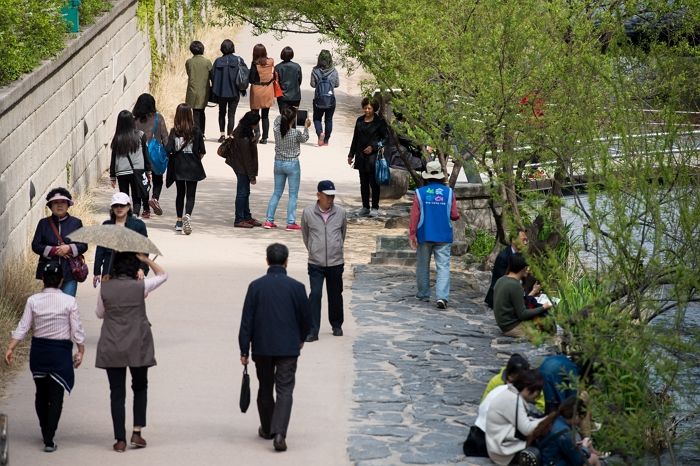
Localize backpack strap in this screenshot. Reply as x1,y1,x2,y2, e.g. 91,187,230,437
151,113,159,139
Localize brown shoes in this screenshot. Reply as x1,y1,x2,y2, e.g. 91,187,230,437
113,440,126,452
130,431,147,448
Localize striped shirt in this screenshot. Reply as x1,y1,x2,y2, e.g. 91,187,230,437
95,273,168,318
273,115,309,161
11,288,85,343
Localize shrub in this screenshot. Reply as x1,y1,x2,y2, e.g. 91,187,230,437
467,229,496,262
79,0,112,26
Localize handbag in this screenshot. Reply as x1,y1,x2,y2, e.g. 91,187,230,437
125,152,151,201
375,147,391,185
239,365,250,413
273,71,284,98
462,425,488,457
48,219,88,282
147,114,168,175
514,395,541,466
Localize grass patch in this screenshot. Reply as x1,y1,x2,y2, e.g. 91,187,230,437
0,191,97,396
466,228,496,262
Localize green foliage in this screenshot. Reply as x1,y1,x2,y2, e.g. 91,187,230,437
79,0,112,26
0,0,66,86
466,229,496,263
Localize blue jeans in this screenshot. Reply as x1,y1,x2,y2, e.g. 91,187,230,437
61,279,77,297
235,173,251,223
266,159,300,225
312,105,335,143
415,242,451,301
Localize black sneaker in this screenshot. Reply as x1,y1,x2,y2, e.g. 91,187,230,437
218,135,226,143
436,299,447,309
44,442,57,453
332,327,343,337
305,334,318,342
174,221,183,232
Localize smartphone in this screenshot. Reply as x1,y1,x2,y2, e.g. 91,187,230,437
296,109,308,127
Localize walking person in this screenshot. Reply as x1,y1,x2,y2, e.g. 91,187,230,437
310,49,339,146
133,93,168,217
165,103,206,235
31,187,88,297
211,39,248,142
263,107,310,230
185,40,212,136
4,262,85,452
249,43,275,144
408,161,460,309
95,252,168,452
109,110,152,218
239,243,311,452
348,97,388,217
301,180,347,341
93,192,149,288
274,46,302,115
218,111,263,228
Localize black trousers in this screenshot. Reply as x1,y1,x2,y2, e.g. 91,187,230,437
175,180,198,217
359,170,380,209
253,355,297,437
117,174,149,215
254,108,271,140
277,99,300,115
308,263,344,335
152,173,164,200
193,108,206,135
34,376,64,446
106,367,148,441
218,98,239,135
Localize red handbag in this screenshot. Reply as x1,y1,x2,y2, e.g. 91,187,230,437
48,218,88,282
273,71,284,98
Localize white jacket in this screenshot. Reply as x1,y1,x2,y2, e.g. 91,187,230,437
485,384,544,465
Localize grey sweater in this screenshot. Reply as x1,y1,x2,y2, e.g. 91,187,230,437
301,203,347,267
492,276,546,332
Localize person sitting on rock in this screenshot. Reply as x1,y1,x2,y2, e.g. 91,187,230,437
493,254,551,338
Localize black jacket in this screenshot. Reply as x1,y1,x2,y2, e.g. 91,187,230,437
348,115,389,173
220,134,258,177
165,126,206,187
274,60,302,102
485,246,515,308
93,217,149,277
31,214,88,281
238,266,311,358
211,54,244,99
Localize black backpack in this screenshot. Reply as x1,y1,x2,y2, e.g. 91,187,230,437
313,69,335,109
235,57,250,92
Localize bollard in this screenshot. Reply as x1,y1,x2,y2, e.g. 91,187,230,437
61,0,81,33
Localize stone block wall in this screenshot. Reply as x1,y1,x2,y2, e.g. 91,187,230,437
0,0,150,272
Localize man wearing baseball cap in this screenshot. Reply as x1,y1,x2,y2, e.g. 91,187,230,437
409,161,460,309
300,180,348,340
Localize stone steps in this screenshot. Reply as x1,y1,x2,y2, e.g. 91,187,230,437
370,235,416,266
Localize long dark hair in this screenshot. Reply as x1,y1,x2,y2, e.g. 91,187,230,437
279,107,297,138
252,43,268,65
133,93,157,123
233,111,261,139
527,396,586,446
110,110,141,155
173,103,194,145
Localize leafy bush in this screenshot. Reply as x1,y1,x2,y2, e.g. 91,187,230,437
80,0,112,26
467,229,496,262
0,0,66,86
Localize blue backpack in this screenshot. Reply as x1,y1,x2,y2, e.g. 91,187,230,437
313,69,335,109
147,114,168,175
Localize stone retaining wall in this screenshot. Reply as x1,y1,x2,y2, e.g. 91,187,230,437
0,0,150,272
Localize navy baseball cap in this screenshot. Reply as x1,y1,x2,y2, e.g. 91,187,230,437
317,180,336,195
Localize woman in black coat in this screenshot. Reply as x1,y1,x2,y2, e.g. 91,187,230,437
347,97,388,217
93,192,149,288
165,103,206,235
31,187,88,297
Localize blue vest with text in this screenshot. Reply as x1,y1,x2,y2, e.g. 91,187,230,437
416,182,454,244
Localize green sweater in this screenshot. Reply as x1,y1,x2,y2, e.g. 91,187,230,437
492,276,546,332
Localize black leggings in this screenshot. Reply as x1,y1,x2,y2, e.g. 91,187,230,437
34,376,64,446
151,173,163,200
255,108,270,139
218,98,239,135
117,175,149,215
106,367,148,442
175,180,198,217
359,170,380,209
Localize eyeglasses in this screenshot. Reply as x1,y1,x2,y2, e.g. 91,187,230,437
112,204,128,208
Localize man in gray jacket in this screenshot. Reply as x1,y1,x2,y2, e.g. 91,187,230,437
301,180,347,341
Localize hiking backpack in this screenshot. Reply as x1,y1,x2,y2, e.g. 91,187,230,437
313,69,335,109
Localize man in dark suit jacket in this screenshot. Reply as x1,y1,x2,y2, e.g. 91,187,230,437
239,243,311,452
485,230,528,308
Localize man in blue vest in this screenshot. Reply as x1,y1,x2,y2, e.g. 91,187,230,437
409,161,461,309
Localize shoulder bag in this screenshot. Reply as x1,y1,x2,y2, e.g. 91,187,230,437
147,114,168,175
273,70,284,98
125,151,151,201
514,394,541,466
375,146,391,185
48,219,88,282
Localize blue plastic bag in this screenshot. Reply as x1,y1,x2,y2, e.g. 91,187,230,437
148,114,168,175
375,149,391,185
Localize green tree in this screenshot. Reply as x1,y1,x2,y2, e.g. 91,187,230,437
215,0,700,460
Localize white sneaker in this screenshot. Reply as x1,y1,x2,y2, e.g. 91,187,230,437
183,214,192,235
358,207,370,217
369,209,380,218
